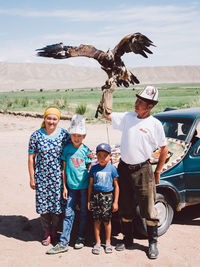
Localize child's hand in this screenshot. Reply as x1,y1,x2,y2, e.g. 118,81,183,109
63,188,68,200
88,201,91,211
87,152,94,159
112,202,118,212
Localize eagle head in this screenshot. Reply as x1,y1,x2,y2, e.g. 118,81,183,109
105,49,114,61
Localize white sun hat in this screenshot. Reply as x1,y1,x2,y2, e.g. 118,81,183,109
68,114,86,135
136,85,158,104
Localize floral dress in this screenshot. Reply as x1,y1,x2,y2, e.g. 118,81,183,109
28,127,71,214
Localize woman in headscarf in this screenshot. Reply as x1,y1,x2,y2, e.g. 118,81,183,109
28,107,71,246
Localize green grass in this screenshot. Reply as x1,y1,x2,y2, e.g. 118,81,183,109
0,83,200,119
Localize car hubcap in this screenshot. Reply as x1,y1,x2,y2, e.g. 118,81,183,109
155,201,168,226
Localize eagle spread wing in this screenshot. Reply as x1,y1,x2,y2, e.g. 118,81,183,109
36,32,155,117
112,32,155,58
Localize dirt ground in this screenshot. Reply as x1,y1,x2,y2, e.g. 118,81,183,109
0,113,200,267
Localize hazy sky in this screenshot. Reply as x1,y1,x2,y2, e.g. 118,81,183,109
0,0,199,67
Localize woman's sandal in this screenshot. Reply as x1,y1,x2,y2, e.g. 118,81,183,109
92,244,101,255
105,244,113,254
41,232,51,246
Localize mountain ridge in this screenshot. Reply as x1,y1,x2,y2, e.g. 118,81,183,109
0,62,199,91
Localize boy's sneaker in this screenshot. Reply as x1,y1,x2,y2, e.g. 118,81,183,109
74,237,85,249
46,243,68,255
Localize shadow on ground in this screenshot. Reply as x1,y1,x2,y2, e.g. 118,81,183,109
173,204,200,226
0,204,199,246
0,215,42,242
0,212,94,247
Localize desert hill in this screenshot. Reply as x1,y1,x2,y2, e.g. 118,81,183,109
0,62,199,92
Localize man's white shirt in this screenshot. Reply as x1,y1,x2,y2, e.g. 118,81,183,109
111,112,167,165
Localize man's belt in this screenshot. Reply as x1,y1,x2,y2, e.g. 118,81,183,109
120,159,149,171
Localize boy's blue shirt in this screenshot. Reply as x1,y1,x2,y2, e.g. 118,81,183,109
61,143,91,190
89,162,119,192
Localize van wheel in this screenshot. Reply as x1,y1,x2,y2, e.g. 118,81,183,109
155,193,174,236
133,193,174,238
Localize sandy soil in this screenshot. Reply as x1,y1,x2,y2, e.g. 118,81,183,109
0,113,200,267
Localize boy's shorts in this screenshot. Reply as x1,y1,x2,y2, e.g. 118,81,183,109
90,191,113,222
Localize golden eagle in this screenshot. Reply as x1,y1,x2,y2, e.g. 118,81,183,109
36,32,155,117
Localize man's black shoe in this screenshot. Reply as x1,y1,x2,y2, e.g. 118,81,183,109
116,240,134,251
147,242,159,259
115,242,125,251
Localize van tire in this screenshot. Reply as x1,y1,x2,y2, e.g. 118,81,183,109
133,193,174,238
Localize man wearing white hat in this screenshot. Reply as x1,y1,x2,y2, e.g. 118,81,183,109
103,86,168,259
